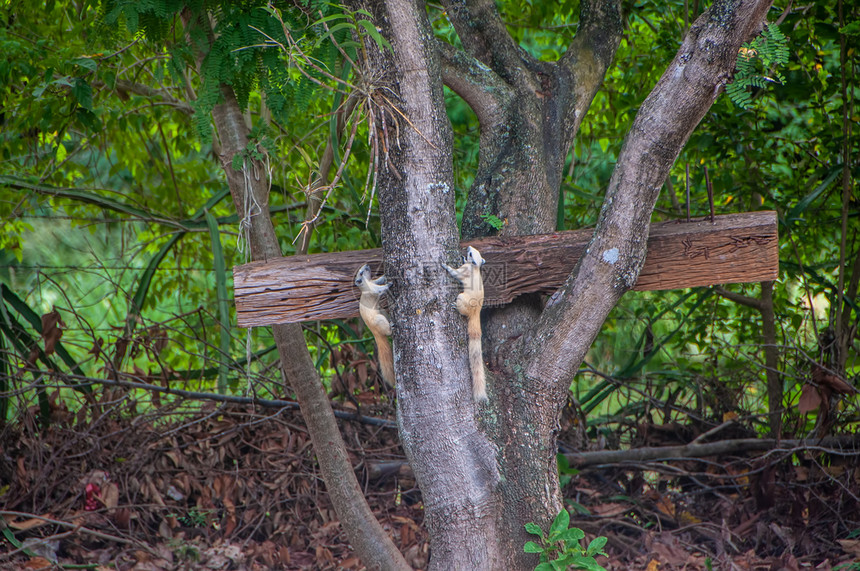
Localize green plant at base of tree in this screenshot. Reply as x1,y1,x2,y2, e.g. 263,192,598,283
524,508,608,571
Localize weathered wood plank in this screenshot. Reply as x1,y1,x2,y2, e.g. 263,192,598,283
233,211,778,327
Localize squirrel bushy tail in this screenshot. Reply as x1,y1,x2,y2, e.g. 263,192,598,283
467,315,487,401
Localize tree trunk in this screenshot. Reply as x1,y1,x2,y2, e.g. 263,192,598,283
183,11,409,566
760,281,782,437
367,0,774,567
358,2,505,566
196,0,776,566
428,3,625,563
210,88,409,571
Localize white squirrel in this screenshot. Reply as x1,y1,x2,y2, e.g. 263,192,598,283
354,264,394,387
442,246,488,402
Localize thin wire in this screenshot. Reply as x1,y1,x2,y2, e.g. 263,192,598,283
1,265,216,271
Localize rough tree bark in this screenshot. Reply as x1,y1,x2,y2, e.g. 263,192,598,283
359,0,775,568
353,2,504,566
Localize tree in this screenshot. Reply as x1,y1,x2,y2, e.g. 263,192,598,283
7,0,831,568
352,0,773,567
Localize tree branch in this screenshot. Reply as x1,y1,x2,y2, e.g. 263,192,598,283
44,374,397,428
559,0,623,73
714,285,765,310
108,79,194,114
211,90,408,571
566,434,860,467
522,0,774,395
366,434,860,479
435,39,512,127
557,0,623,140
438,0,523,77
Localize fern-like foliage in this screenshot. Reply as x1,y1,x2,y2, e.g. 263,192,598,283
96,0,344,142
726,22,789,109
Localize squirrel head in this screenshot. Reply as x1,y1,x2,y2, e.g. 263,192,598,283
355,264,372,287
465,246,485,268
355,264,389,294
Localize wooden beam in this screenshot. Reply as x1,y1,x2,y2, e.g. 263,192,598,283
233,211,778,327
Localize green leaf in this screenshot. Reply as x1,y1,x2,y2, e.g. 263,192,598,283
535,564,554,571
356,18,391,51
0,518,33,556
524,521,545,539
549,508,570,538
557,453,579,476
71,77,93,110
71,57,97,72
839,21,860,36
0,335,9,421
785,168,841,224
0,284,89,391
130,233,183,317
566,500,591,515
126,188,230,339
523,541,544,554
557,526,585,543
480,212,504,230
585,536,608,556
790,313,804,330
572,556,606,571
0,308,54,424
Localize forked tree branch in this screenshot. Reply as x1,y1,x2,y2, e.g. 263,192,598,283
557,0,623,143
435,39,512,127
438,0,522,75
522,0,774,394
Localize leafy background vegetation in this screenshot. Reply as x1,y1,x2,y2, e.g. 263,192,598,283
0,1,857,566
0,0,856,438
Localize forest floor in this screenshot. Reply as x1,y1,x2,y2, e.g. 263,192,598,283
1,398,858,570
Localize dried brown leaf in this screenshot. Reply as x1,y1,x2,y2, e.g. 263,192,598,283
837,538,860,558
89,337,104,355
6,516,49,531
813,365,857,394
150,326,168,355
22,557,52,570
101,482,119,510
112,508,132,529
40,310,63,356
798,384,821,414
